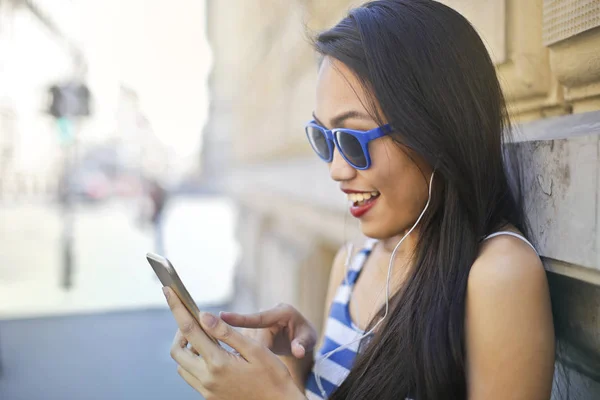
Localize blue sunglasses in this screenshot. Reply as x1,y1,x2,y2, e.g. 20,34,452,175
305,120,393,170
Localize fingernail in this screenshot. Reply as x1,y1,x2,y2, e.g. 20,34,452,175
202,312,218,328
162,287,170,299
293,342,305,358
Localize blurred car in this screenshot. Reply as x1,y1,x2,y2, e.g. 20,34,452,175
113,174,143,197
67,168,112,202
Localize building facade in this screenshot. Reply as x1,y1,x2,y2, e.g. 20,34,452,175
204,0,600,396
0,0,81,199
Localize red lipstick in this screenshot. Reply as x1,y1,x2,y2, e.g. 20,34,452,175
349,196,379,218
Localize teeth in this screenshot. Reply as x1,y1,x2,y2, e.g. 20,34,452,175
347,191,379,204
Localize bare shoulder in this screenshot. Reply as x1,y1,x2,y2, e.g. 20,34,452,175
468,231,546,296
466,231,555,399
467,231,550,322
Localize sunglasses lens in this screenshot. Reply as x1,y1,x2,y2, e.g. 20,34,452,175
336,131,367,168
306,126,330,160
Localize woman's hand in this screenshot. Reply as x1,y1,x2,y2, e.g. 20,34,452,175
163,287,305,400
219,304,318,390
220,303,317,359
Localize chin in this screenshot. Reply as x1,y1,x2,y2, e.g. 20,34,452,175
359,220,391,240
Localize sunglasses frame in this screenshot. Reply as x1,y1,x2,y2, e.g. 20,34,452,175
305,120,393,170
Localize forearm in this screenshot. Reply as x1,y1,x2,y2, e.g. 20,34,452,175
280,352,314,392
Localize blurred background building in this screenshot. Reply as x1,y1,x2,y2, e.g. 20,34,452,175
203,0,600,398
0,0,75,199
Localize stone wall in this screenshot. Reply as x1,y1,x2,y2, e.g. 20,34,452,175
204,0,600,396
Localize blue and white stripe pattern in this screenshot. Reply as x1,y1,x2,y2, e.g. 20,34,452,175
304,231,536,399
305,240,377,399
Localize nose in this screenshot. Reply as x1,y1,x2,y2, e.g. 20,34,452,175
329,147,357,182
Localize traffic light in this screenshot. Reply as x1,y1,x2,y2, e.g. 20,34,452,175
48,82,91,118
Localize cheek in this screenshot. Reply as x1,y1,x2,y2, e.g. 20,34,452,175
368,140,415,193
380,179,419,216
369,142,429,220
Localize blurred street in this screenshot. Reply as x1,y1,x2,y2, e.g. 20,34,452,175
0,195,238,399
0,308,219,400
0,196,238,319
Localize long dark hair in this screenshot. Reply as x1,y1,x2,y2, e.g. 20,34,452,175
313,1,547,399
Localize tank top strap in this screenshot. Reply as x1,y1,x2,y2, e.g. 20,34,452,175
343,239,377,286
483,231,538,255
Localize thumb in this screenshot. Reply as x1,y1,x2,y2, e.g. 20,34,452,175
291,325,317,359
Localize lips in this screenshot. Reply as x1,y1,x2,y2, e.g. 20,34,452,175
349,193,380,218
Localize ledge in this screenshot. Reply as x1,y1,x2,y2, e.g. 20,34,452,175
514,110,600,142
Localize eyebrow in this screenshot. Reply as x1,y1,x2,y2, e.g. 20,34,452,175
312,110,372,129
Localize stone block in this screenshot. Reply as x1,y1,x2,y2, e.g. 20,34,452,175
520,136,598,268
517,110,600,270
548,271,600,395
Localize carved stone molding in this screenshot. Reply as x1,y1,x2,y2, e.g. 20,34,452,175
544,1,600,112
497,0,564,121
543,0,600,45
440,0,564,121
548,28,600,112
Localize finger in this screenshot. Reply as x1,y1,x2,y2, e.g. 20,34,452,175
291,339,306,358
177,333,200,355
291,324,318,358
200,312,263,362
254,328,275,347
171,330,209,376
177,365,209,397
238,327,260,343
236,327,274,350
163,287,220,359
219,305,290,329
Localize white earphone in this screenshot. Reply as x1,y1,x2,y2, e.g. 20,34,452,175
315,170,436,397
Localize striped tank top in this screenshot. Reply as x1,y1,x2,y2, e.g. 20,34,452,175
304,232,537,399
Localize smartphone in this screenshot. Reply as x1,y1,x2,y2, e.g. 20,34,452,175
146,252,219,344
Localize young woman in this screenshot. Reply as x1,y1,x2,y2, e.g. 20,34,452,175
162,1,557,399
